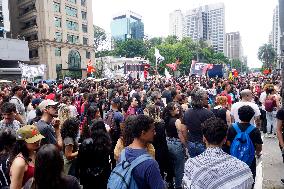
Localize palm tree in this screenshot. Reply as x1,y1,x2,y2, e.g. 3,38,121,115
258,44,276,69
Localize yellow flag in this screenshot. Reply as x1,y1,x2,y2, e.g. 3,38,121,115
229,72,233,80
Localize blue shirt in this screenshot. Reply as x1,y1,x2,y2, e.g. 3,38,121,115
124,147,165,189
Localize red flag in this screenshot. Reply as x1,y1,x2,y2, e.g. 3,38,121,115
87,60,95,73
166,63,177,71
207,64,213,70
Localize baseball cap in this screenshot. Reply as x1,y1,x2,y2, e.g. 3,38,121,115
31,98,42,106
38,99,58,112
16,125,44,143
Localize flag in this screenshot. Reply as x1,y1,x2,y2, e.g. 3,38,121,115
104,64,114,79
207,64,213,70
87,60,95,73
154,48,165,64
166,63,177,71
165,68,171,79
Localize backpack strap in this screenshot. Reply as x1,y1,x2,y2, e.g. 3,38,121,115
232,123,241,134
120,149,127,162
245,124,255,135
128,153,152,171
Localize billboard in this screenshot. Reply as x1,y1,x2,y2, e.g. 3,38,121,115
0,38,29,61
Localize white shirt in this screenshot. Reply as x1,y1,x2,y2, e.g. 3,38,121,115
27,109,36,122
69,105,78,117
259,92,267,110
231,101,261,125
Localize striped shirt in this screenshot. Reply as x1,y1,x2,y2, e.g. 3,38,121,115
183,147,253,189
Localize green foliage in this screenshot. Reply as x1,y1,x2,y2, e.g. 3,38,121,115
94,25,107,51
113,39,147,58
258,43,276,69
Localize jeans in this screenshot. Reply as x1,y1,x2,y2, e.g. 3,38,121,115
187,141,206,158
266,111,277,134
167,137,185,188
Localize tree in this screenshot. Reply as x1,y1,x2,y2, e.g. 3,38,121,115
258,43,276,69
94,25,107,51
113,39,147,58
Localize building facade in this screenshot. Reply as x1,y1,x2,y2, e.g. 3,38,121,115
9,0,95,80
169,10,185,39
0,0,10,37
272,6,280,55
111,11,144,41
184,3,225,53
225,32,243,60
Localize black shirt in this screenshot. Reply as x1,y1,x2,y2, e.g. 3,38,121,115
162,90,172,104
183,108,214,143
165,117,179,139
276,108,284,135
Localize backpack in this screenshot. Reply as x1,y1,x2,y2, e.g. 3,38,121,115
104,110,116,131
264,96,276,112
107,149,152,189
230,123,255,166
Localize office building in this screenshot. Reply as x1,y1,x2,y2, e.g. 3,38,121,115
9,0,95,79
184,3,225,53
272,5,280,55
111,11,144,41
169,10,185,39
0,0,10,37
225,32,243,60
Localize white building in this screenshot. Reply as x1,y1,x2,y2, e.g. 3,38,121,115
272,6,281,55
0,0,10,37
225,32,243,60
169,10,185,39
184,3,225,53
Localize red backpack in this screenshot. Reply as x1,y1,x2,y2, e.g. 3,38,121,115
264,95,276,112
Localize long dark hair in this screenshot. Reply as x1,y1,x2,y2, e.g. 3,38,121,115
34,144,64,189
61,118,80,140
161,102,177,124
10,140,29,165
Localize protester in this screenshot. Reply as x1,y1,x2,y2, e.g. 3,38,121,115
212,96,231,126
0,128,16,189
26,99,41,124
183,117,254,189
10,125,44,189
0,102,21,131
183,88,214,157
9,86,26,124
226,105,263,181
23,144,81,189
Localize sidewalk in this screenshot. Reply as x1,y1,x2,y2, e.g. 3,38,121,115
262,136,284,189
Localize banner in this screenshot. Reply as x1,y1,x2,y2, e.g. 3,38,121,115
104,64,114,79
19,63,46,78
190,62,208,76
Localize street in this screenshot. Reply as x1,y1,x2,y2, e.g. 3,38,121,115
258,136,284,189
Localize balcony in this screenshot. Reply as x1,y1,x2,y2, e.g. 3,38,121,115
17,0,34,8
21,25,38,36
18,9,37,22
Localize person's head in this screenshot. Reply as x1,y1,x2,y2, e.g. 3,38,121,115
0,128,16,153
31,98,42,109
145,104,161,122
38,99,59,118
162,102,180,121
34,144,64,189
111,97,121,109
87,105,100,120
129,97,138,107
12,125,44,161
131,115,155,144
1,102,16,123
90,120,107,136
202,117,228,146
61,118,80,140
151,91,162,104
265,85,276,95
238,105,255,123
215,96,228,107
11,86,23,97
191,88,208,108
240,89,253,102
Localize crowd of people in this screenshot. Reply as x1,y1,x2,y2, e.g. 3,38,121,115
0,73,282,189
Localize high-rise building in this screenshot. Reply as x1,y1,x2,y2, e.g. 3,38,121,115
9,0,95,79
272,5,280,55
184,3,225,53
169,10,185,39
111,11,144,41
225,32,243,60
0,0,10,37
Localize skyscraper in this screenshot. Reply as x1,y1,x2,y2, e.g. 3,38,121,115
225,32,243,60
184,3,225,53
0,0,10,37
111,11,144,41
9,0,95,79
169,10,185,39
272,5,280,55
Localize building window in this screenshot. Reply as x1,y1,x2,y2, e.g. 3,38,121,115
81,11,87,20
86,51,90,59
29,49,38,58
54,17,61,28
66,20,78,31
55,47,61,56
68,50,81,69
55,32,62,42
65,6,77,17
53,2,60,12
56,64,62,71
67,0,76,4
81,0,86,6
82,24,87,33
67,34,79,44
83,37,88,45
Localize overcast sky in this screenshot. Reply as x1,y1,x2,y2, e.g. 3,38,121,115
93,0,278,68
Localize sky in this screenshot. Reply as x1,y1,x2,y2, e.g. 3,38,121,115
92,0,278,68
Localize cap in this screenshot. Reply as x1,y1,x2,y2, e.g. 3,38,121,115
16,125,44,143
31,98,42,106
38,99,58,112
112,97,121,104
